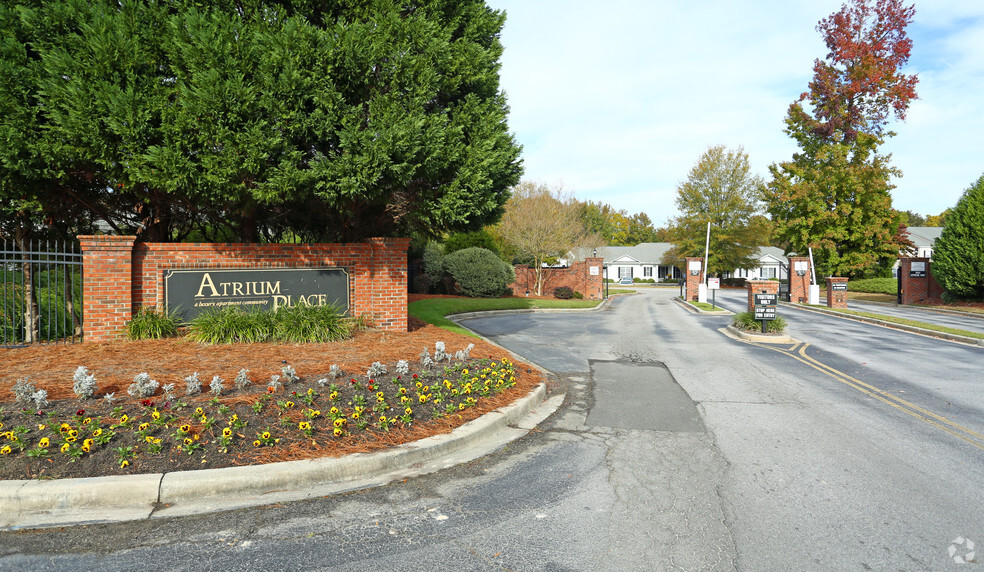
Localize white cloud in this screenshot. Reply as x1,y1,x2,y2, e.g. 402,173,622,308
488,0,982,222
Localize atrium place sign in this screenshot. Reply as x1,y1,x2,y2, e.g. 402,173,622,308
164,267,350,322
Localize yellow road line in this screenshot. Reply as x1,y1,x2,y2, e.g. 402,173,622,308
743,340,984,452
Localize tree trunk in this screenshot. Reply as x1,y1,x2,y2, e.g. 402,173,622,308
14,232,39,343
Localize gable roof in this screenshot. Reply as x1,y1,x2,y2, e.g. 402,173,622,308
906,227,942,248
577,243,788,266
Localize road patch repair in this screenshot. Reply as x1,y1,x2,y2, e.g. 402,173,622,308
586,360,704,432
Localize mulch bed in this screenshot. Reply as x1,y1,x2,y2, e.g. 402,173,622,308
0,321,545,481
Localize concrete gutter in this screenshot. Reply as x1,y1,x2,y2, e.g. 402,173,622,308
1,385,562,530
782,302,984,347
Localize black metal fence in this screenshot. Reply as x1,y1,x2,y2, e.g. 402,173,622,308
1,240,83,347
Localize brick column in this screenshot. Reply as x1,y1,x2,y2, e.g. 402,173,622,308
79,235,137,342
898,257,943,305
787,256,812,304
826,277,849,309
581,257,605,300
746,279,779,313
684,257,703,301
367,237,410,332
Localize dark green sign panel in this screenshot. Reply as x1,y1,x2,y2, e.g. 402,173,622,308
164,267,350,322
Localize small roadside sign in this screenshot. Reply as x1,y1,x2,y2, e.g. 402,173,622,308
754,293,777,307
754,307,777,321
708,277,720,290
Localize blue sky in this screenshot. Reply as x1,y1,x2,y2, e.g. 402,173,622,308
485,0,984,227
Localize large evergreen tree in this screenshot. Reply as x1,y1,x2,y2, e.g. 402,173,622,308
764,0,917,277
931,174,984,300
0,0,522,243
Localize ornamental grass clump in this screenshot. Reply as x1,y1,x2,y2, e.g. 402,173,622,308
126,306,179,340
731,312,788,334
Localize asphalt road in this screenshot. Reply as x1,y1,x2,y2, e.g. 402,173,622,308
2,289,982,570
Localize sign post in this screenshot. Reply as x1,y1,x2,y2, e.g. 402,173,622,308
753,292,777,333
708,277,720,309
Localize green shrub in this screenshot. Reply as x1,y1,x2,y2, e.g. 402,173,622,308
444,230,500,256
732,311,787,334
573,291,584,299
126,306,179,340
443,247,515,297
847,277,896,295
932,173,984,300
553,286,574,299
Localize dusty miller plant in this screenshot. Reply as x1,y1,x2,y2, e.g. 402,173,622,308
268,375,283,393
328,364,342,379
127,372,159,398
419,348,433,369
184,372,202,396
162,383,177,402
72,366,98,400
234,369,251,391
455,343,476,362
103,392,117,404
31,389,49,410
366,362,387,379
434,341,448,362
281,365,298,384
209,375,224,396
395,360,410,376
12,379,37,404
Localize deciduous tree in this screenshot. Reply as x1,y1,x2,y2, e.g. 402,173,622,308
497,182,586,295
663,145,771,275
765,0,917,277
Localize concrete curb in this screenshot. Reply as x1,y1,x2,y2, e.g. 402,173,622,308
447,295,615,322
1,382,560,531
672,296,733,315
781,302,984,347
721,325,798,344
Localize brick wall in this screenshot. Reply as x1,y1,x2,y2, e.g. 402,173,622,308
746,279,779,312
510,257,605,300
826,277,849,309
685,257,703,301
898,257,944,305
79,236,410,342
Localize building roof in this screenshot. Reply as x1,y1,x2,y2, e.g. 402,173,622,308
906,227,943,248
580,243,788,266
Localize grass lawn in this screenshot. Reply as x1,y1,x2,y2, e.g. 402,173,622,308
808,306,984,341
410,297,601,337
684,299,727,312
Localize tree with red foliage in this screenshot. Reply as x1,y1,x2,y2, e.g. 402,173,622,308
764,0,917,277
